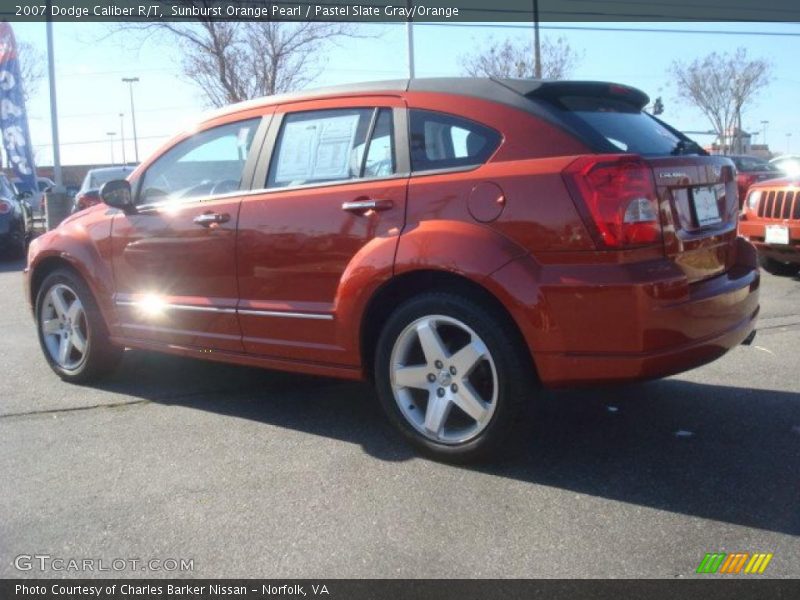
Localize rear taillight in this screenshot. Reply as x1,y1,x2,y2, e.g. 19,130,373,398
0,200,11,214
563,155,662,249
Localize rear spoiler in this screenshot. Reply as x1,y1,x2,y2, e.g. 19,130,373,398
495,79,650,111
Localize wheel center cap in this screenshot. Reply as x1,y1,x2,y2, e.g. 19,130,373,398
438,370,452,386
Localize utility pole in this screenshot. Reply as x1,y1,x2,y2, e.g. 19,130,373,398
532,0,541,78
406,0,415,79
119,113,126,165
761,120,769,148
122,77,140,162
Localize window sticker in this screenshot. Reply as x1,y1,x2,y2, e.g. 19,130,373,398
274,114,360,183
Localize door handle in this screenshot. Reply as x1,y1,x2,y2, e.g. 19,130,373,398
193,212,230,227
341,199,393,213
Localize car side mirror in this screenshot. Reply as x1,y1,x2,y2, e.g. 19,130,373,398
100,179,136,213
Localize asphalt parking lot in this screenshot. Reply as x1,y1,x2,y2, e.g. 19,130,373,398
1,257,798,579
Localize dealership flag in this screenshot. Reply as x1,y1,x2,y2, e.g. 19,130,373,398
0,22,37,192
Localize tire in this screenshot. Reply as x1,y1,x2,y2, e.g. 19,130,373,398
4,224,26,260
760,255,799,276
35,268,123,383
374,292,536,463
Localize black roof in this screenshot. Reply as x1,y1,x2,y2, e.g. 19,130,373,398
206,77,650,122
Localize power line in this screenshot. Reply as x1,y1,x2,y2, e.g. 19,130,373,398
413,22,800,36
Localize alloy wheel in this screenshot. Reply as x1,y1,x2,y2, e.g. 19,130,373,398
389,315,498,444
40,283,89,371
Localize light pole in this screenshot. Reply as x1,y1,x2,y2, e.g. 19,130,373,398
405,0,415,78
761,120,769,148
787,132,792,154
46,6,62,189
119,112,126,165
122,77,140,162
532,0,541,78
107,132,116,165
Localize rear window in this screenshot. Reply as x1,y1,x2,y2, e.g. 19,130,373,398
732,156,780,173
541,95,683,157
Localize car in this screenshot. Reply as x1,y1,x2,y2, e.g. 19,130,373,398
0,173,33,259
769,154,800,177
726,155,782,207
11,176,55,214
25,78,760,462
739,176,800,275
73,166,136,212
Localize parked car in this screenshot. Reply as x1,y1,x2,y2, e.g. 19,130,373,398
739,176,800,274
73,166,135,212
0,173,33,259
25,78,760,461
769,155,800,177
726,155,782,207
12,176,55,214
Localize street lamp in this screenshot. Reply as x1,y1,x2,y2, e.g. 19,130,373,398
121,77,140,162
119,113,126,165
106,131,116,165
761,120,769,147
787,132,793,154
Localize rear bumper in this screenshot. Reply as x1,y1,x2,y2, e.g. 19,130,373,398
491,237,760,387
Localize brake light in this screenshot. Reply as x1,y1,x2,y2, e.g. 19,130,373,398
0,200,11,214
563,155,662,249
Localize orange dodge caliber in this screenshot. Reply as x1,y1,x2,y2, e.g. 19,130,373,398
25,79,760,461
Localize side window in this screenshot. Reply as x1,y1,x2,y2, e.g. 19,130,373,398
267,108,394,189
139,118,260,204
409,109,501,172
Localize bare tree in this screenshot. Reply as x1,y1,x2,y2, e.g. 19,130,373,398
17,41,45,105
120,7,358,107
670,48,771,154
460,36,581,80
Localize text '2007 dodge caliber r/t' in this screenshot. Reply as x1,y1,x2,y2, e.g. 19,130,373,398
25,78,759,462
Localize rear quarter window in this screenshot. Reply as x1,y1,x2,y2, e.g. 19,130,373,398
409,110,501,172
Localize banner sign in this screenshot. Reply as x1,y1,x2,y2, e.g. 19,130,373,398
0,22,38,193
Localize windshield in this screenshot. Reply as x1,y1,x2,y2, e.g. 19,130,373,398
540,95,687,157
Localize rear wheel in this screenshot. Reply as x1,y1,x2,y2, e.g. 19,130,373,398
36,269,123,383
374,292,535,463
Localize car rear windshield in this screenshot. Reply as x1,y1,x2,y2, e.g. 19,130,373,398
732,156,781,172
537,95,684,157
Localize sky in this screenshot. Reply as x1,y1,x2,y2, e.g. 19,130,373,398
9,20,800,167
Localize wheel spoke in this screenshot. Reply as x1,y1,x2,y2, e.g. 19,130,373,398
450,337,487,377
58,336,72,365
424,392,452,436
42,318,61,335
393,365,431,390
416,320,448,364
66,298,83,321
71,328,87,354
453,381,490,424
50,287,69,319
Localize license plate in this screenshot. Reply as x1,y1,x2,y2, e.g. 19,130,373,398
693,187,722,226
765,225,790,245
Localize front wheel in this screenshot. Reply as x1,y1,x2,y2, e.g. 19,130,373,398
35,269,123,383
374,292,536,463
